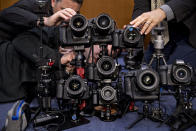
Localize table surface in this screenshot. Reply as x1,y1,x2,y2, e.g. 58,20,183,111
1,95,196,131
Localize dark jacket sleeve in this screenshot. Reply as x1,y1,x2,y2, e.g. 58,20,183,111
132,0,151,20
0,0,39,28
166,0,196,22
12,28,62,68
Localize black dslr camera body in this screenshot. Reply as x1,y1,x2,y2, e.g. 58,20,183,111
58,14,91,47
90,13,116,44
56,75,90,100
93,56,120,81
96,80,119,105
92,78,122,121
87,55,120,104
86,54,121,105
92,57,121,106
159,60,193,86
125,65,160,101
113,25,143,49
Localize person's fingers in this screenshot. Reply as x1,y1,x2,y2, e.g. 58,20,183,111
59,12,69,21
67,56,73,63
64,8,77,16
130,18,138,26
66,63,75,69
130,16,141,25
46,8,77,27
107,45,112,55
123,25,127,29
130,14,145,25
55,21,63,26
69,52,74,59
61,10,73,18
94,45,101,55
59,46,65,52
61,52,75,64
66,63,75,74
140,20,152,34
145,22,156,35
132,16,148,28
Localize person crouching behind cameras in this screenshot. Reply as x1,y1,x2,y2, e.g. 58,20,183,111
0,0,83,103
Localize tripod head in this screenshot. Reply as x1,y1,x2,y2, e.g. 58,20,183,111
149,22,167,68
153,23,165,51
69,46,86,78
124,48,143,70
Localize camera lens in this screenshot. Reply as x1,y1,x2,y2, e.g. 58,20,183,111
142,73,155,87
97,56,116,76
137,69,159,92
127,29,136,41
177,69,186,79
65,75,85,97
70,14,88,37
73,18,84,29
100,86,116,102
98,16,110,28
172,65,191,84
69,79,81,91
101,61,112,72
123,25,141,46
95,14,112,32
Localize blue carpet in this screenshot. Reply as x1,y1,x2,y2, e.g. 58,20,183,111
1,95,196,131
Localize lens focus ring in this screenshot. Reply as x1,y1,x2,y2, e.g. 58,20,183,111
65,75,85,97
172,65,191,84
100,86,116,101
70,14,88,33
123,26,141,46
95,14,112,31
97,56,116,76
137,69,160,92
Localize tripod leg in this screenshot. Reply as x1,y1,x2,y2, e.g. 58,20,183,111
126,115,144,129
161,56,167,65
157,115,172,128
176,118,195,131
31,107,41,122
122,101,131,116
149,56,155,66
184,112,196,125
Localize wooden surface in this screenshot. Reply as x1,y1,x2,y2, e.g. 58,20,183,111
0,0,18,10
80,0,134,29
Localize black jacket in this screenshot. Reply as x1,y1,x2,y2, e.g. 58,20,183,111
0,0,52,40
132,0,196,48
0,0,62,102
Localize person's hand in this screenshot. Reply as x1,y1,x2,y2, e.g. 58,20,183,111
43,8,76,26
84,45,101,63
130,8,166,35
65,63,75,74
60,51,75,65
107,45,112,55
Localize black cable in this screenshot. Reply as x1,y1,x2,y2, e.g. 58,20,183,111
92,44,94,64
87,45,93,64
